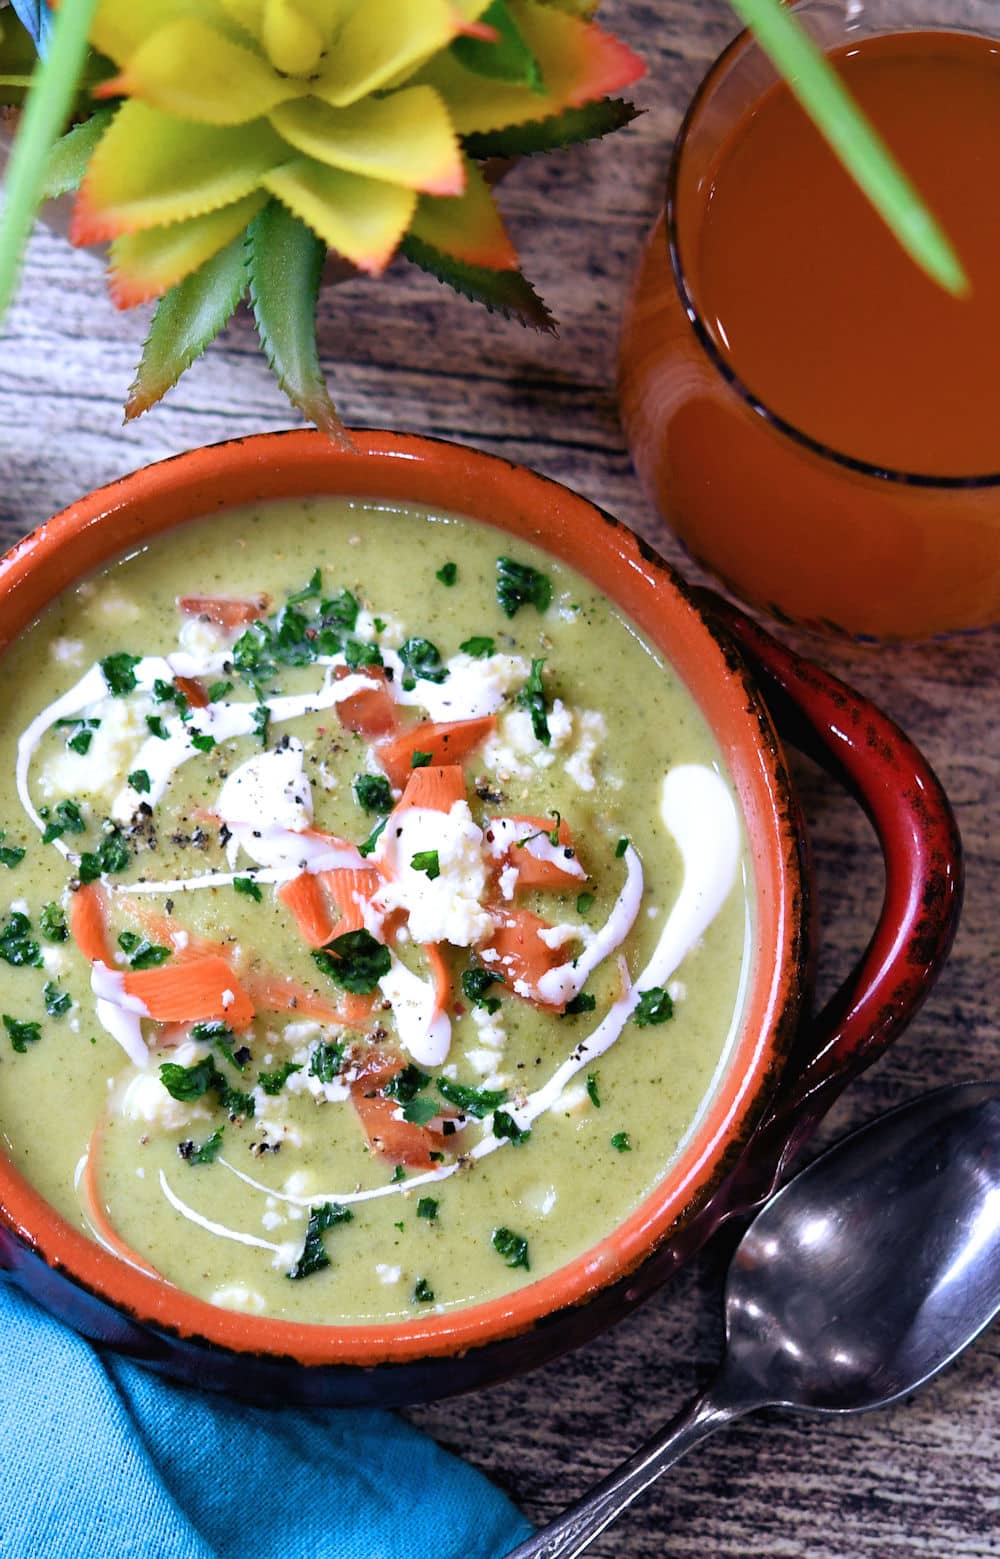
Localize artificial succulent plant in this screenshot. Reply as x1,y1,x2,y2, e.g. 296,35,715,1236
0,0,645,434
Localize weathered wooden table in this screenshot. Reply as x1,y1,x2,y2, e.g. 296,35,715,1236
1,4,997,1554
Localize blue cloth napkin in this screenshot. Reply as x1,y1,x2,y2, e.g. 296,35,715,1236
0,1281,534,1559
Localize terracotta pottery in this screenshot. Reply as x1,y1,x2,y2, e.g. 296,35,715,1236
0,432,963,1406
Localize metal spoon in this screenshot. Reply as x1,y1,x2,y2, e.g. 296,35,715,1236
507,1080,1000,1559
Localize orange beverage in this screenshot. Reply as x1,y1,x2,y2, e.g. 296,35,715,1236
620,6,1000,638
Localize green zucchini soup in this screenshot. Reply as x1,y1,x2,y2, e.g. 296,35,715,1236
0,498,751,1323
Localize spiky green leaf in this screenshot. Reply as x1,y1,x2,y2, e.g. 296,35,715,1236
400,233,555,332
42,104,115,198
452,2,543,91
247,198,349,443
463,97,639,159
125,231,247,419
0,0,99,322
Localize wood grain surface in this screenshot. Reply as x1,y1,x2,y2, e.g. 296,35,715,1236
1,5,997,1555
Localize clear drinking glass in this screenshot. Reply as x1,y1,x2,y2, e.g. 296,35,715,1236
618,0,1000,640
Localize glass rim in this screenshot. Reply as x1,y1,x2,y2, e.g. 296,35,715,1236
664,10,1000,491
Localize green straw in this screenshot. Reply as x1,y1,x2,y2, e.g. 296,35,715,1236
0,0,98,323
728,0,970,297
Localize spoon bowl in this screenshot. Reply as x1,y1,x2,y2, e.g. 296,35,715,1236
510,1081,1000,1558
727,1080,1000,1413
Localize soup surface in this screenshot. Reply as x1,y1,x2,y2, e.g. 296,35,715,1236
0,499,749,1323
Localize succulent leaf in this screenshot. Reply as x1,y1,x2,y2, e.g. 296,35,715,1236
261,0,326,75
409,159,516,270
125,231,248,420
452,1,544,91
97,18,302,125
420,1,644,134
72,103,287,242
463,95,639,158
271,86,464,196
42,104,116,197
261,159,416,275
401,233,555,332
89,0,228,61
247,199,349,445
109,191,267,306
312,0,457,108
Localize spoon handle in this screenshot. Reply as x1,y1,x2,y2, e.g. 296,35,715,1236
503,1380,751,1559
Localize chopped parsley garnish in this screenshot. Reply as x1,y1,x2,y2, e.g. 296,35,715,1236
358,816,388,858
586,1073,601,1108
181,1129,224,1165
128,769,151,794
43,981,72,1017
402,1096,440,1126
436,562,457,586
516,658,550,745
460,635,495,658
288,567,323,604
417,1197,439,1220
634,987,674,1027
0,832,26,868
564,992,597,1017
413,1277,435,1304
62,717,100,755
158,1056,255,1119
99,652,141,697
437,1078,507,1118
3,1014,41,1052
611,1131,632,1153
312,928,391,994
252,701,270,748
40,902,67,943
207,680,233,703
576,892,595,915
117,933,171,970
40,799,85,845
257,1060,302,1096
354,774,392,813
383,1064,431,1104
234,876,262,902
286,1202,353,1281
391,1165,406,1183
145,715,169,740
411,849,440,880
191,1019,242,1069
496,557,552,619
343,638,383,669
615,837,629,858
399,636,448,685
309,1040,346,1084
410,750,432,769
78,825,130,884
493,1108,531,1146
0,911,42,967
190,731,216,754
321,588,359,631
232,621,277,683
461,966,505,1013
492,1226,530,1270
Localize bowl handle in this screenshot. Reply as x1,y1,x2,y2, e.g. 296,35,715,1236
696,592,964,1193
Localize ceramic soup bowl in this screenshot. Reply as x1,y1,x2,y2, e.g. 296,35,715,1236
0,431,962,1406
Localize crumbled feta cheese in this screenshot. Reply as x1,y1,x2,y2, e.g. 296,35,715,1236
51,637,85,666
97,591,142,623
119,1041,210,1129
39,695,151,801
470,1003,506,1051
178,614,231,659
554,1082,590,1115
375,1263,402,1285
41,945,70,977
388,651,529,722
538,921,592,950
354,608,405,649
375,801,492,946
563,710,607,792
211,1285,267,1314
498,863,519,900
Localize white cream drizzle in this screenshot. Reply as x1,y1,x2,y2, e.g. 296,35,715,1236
201,766,744,1220
378,953,451,1067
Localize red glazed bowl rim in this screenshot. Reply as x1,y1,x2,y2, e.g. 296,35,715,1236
0,430,806,1368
